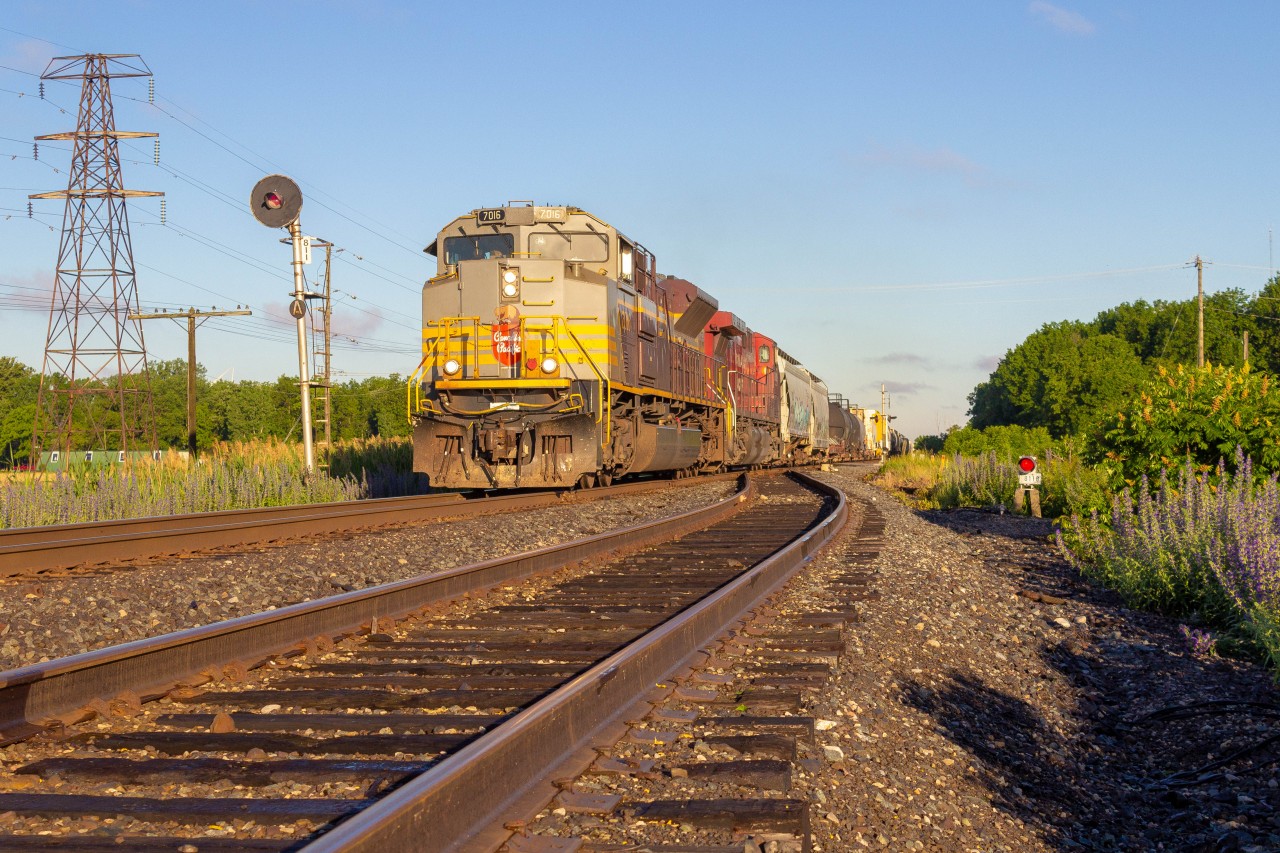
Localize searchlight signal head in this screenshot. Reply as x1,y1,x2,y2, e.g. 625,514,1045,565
1018,456,1037,474
249,174,303,228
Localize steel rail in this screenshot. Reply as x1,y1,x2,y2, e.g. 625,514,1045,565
0,471,743,578
0,475,753,746
303,471,848,853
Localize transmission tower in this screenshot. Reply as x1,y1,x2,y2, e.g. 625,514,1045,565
29,54,162,464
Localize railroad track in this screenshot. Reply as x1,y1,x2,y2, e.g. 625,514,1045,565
0,472,742,580
0,471,855,851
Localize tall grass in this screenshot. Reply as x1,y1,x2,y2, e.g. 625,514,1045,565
0,437,424,529
873,454,946,498
932,452,1019,510
324,437,424,499
878,451,1110,518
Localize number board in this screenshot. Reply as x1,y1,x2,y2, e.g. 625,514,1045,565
477,208,505,224
534,206,567,222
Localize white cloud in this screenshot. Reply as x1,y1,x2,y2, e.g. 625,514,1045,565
874,380,934,398
974,354,1003,373
1028,1,1096,36
863,143,1001,189
868,352,932,368
0,39,55,72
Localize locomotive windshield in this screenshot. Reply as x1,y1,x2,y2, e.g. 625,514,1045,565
529,232,608,262
444,234,515,263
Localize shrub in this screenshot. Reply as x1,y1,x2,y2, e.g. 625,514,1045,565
1090,363,1280,487
1061,451,1280,670
913,434,945,453
943,424,1057,460
932,452,1019,511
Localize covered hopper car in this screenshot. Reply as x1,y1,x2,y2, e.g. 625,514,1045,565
408,204,875,489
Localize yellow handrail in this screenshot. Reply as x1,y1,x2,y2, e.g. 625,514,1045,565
553,317,611,448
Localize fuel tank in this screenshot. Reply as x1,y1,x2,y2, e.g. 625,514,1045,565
627,421,702,473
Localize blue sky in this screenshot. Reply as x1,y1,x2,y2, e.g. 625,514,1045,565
2,1,1278,438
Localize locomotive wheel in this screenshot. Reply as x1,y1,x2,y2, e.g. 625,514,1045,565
576,473,597,490
598,471,613,487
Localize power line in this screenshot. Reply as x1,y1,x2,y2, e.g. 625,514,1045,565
6,57,426,328
0,25,85,53
748,264,1189,294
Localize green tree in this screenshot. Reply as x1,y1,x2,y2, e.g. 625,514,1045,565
0,358,41,466
1094,290,1256,369
968,322,1149,437
1247,274,1280,375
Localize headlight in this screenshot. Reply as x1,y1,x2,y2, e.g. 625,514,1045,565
540,357,559,374
500,267,520,300
442,358,461,376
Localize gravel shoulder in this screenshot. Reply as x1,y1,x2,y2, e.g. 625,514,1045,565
807,467,1280,852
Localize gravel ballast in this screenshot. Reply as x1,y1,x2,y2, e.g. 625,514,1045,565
0,481,737,672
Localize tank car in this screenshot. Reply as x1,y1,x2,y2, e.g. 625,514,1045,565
407,203,872,489
777,349,830,463
827,393,866,459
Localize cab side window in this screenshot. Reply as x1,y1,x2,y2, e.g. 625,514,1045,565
619,243,634,284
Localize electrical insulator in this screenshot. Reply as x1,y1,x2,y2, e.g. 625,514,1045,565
32,143,38,161
38,81,43,99
160,199,166,224
153,138,160,165
148,78,154,103
27,201,32,218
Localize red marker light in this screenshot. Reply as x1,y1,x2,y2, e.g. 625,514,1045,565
263,191,283,210
1018,456,1036,473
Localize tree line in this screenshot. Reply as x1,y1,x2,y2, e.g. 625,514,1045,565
965,275,1280,436
0,357,411,466
920,274,1280,483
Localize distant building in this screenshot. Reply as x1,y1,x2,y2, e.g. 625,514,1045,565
37,449,184,472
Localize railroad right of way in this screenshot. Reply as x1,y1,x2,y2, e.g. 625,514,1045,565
0,471,845,850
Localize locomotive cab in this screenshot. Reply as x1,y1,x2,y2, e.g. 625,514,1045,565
411,204,618,488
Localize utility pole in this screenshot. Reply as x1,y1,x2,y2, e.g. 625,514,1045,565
311,239,334,452
1244,330,1250,367
130,307,252,457
880,382,887,454
1195,255,1205,368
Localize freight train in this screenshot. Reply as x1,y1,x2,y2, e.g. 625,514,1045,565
408,204,891,489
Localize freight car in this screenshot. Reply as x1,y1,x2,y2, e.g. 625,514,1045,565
408,203,867,489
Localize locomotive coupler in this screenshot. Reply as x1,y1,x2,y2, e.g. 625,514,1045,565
478,427,520,460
